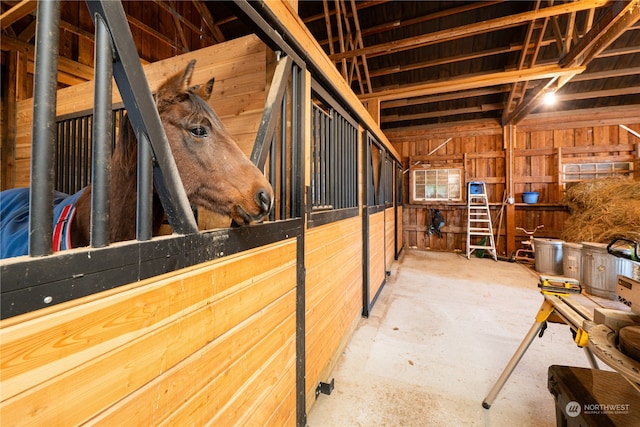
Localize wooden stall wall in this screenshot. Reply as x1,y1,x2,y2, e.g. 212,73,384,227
0,240,298,426
385,206,395,268
12,35,266,188
396,205,403,256
304,215,363,412
390,121,640,255
368,210,386,304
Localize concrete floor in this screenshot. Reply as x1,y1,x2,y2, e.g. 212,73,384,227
307,248,596,427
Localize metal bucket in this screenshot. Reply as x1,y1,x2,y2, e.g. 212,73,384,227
562,242,582,282
582,242,633,300
534,238,564,275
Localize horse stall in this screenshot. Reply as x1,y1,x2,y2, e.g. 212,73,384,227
0,1,401,426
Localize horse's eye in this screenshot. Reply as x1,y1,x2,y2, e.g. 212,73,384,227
190,126,207,138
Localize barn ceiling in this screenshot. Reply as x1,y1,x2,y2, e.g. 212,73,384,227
2,0,639,132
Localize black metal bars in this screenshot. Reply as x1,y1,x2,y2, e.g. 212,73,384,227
85,0,197,236
29,0,61,257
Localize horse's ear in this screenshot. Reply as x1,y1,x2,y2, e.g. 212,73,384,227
196,78,215,101
156,59,197,104
178,60,197,93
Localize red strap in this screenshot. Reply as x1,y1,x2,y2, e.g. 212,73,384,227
52,205,73,252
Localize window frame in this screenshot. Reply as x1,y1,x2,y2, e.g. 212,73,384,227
410,167,464,203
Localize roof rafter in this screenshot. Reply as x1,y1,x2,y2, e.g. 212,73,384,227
505,0,640,125
328,0,608,61
359,64,585,103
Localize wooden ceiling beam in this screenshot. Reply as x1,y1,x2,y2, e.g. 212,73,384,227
302,0,388,25
598,45,640,58
505,1,640,125
570,66,640,81
503,1,540,122
358,64,585,103
329,0,608,61
558,86,640,102
0,0,36,28
382,86,511,109
561,0,640,67
151,0,216,46
381,103,504,123
358,0,503,39
518,105,640,131
1,34,94,82
192,0,226,43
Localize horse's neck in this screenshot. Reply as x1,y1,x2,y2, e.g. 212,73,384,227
108,151,166,242
71,127,166,247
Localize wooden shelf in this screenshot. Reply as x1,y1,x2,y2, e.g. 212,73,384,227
515,203,569,211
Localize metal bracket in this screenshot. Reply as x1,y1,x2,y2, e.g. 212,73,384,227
315,379,334,398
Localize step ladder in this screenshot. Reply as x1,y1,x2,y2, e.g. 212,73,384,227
466,181,497,261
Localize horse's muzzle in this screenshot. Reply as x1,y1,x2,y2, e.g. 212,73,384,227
256,187,273,217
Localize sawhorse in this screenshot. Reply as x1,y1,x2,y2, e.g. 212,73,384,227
482,292,599,409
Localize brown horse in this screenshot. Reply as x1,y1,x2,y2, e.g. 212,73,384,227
69,60,273,247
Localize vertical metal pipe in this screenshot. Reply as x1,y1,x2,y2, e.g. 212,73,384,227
320,110,331,206
319,111,325,206
269,134,276,221
70,118,77,194
76,118,82,192
339,118,345,208
279,89,287,220
83,116,90,188
55,122,62,191
60,121,67,193
351,124,355,205
137,132,153,241
90,13,113,248
330,109,337,209
312,106,322,206
290,65,298,218
29,0,60,257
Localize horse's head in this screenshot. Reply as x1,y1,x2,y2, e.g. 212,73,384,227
155,60,273,225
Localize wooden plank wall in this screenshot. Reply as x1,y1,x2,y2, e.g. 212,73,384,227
0,239,298,426
304,216,363,412
396,205,403,256
391,121,640,255
12,35,266,188
368,211,386,303
385,206,395,268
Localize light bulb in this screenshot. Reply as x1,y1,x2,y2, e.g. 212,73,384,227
543,90,556,106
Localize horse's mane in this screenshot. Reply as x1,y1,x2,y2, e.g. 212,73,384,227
113,115,137,175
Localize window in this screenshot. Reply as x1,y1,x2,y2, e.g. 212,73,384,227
563,161,633,189
411,168,462,202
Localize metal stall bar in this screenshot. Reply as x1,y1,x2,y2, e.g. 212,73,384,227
85,0,197,236
137,132,153,241
90,13,113,248
290,64,300,219
279,84,288,220
29,0,60,257
362,132,372,317
251,55,293,170
82,115,90,191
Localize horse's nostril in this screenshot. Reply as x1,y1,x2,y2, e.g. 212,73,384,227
256,188,272,213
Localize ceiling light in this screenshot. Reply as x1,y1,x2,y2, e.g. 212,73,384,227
543,90,556,106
